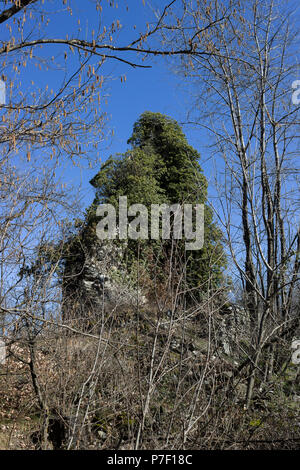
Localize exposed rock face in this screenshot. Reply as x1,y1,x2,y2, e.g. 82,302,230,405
218,304,250,356
62,235,248,360
62,239,146,319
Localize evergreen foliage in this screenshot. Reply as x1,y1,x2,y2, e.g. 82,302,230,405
84,112,227,297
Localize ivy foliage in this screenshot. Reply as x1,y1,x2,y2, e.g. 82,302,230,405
84,112,227,296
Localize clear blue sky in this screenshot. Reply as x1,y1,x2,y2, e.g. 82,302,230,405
72,1,210,210
17,0,210,211
8,0,298,218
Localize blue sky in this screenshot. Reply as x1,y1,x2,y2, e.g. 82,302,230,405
19,0,210,210
6,0,298,220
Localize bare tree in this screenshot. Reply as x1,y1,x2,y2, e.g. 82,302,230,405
168,0,300,407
